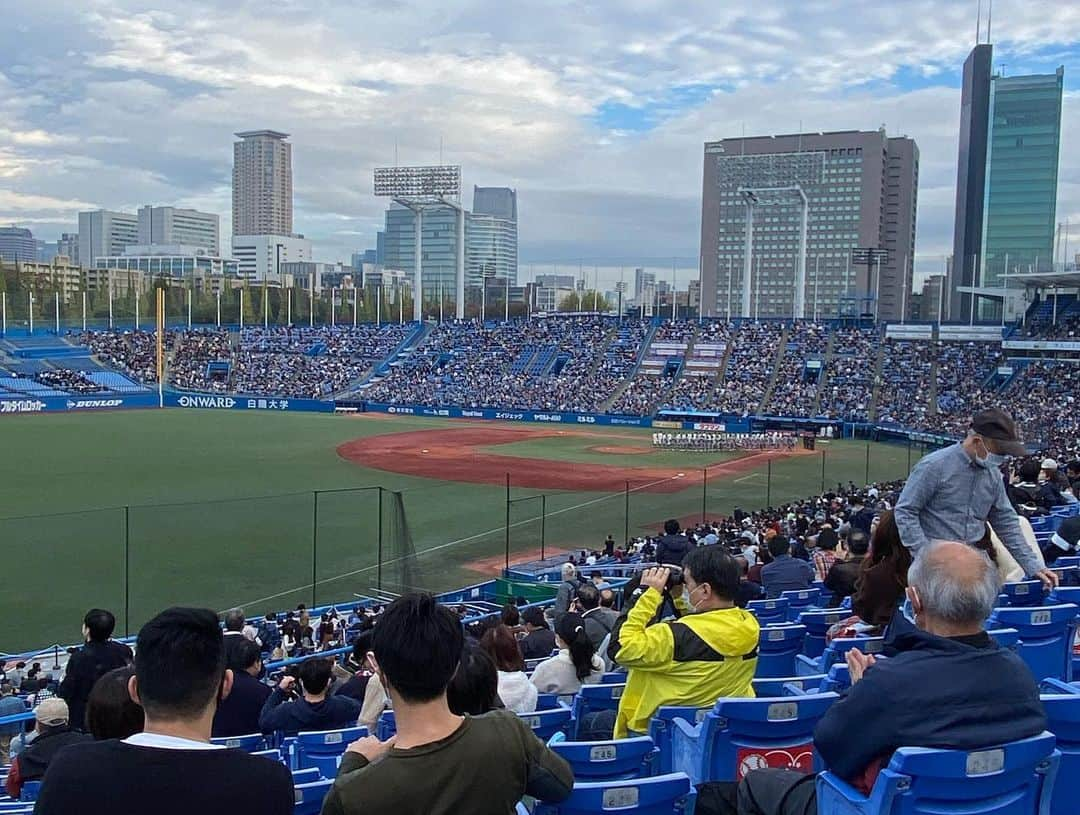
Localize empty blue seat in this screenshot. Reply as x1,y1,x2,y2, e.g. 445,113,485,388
291,768,321,784
796,609,849,658
1056,556,1080,569
816,731,1059,815
1002,580,1047,607
1041,692,1080,815
536,693,563,710
251,748,282,761
670,692,837,785
376,710,396,741
747,598,789,625
210,732,265,752
293,779,334,815
989,604,1079,682
988,627,1021,650
755,625,806,678
550,735,658,780
571,683,626,739
751,675,826,697
296,726,367,778
818,663,851,694
532,772,695,815
648,706,710,774
781,588,822,621
600,672,628,684
795,636,885,676
522,706,573,740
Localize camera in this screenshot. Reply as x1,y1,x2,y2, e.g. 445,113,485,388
660,564,685,591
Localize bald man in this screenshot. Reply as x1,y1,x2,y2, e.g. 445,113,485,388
733,541,1045,815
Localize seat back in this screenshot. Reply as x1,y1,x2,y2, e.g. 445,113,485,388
377,710,396,741
648,706,710,774
988,627,1021,650
251,748,282,761
600,672,628,684
536,693,563,710
796,609,849,658
751,675,826,697
291,768,321,784
755,625,806,678
296,726,367,777
210,732,266,751
781,588,822,620
816,636,885,673
990,604,1079,682
571,683,627,738
747,598,789,625
1002,580,1047,607
550,736,658,780
818,663,851,694
532,772,695,815
522,706,573,741
671,692,837,785
17,782,40,803
293,779,334,815
816,732,1058,815
1041,694,1080,815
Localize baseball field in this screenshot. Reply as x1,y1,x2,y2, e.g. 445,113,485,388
0,410,921,650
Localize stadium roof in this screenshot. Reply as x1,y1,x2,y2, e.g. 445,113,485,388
1002,270,1080,289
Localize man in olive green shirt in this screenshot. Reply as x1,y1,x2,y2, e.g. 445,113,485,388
321,594,573,815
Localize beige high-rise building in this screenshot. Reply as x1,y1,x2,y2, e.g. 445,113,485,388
232,130,293,237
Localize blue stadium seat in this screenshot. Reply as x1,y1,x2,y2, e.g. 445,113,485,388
988,627,1021,650
600,672,628,684
751,675,826,697
1040,692,1080,815
532,772,695,815
522,706,573,740
295,726,367,778
818,663,851,694
549,735,658,780
17,782,39,803
210,732,266,751
290,768,321,784
1002,580,1047,607
670,692,837,785
989,604,1079,682
571,683,626,739
816,732,1059,815
376,710,396,741
780,588,822,621
293,779,334,815
795,636,885,676
648,706,710,774
251,748,283,761
796,609,849,658
747,598,789,625
755,624,806,678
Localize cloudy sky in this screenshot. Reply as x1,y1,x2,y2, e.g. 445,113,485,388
1,0,1077,287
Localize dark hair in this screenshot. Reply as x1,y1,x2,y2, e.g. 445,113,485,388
1019,459,1042,482
84,609,117,643
682,545,740,602
847,529,870,557
500,603,520,627
521,607,548,629
298,658,333,695
576,583,600,610
855,509,912,619
134,607,225,719
479,625,525,672
350,629,374,671
767,535,791,558
371,593,464,703
446,644,500,715
599,589,616,609
664,519,681,535
556,613,596,681
734,555,750,576
86,666,143,740
228,639,262,673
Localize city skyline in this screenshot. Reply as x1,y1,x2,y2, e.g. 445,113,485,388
1,2,1077,290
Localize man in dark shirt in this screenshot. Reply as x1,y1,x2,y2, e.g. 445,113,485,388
656,519,692,566
519,607,556,660
321,592,573,815
760,536,815,599
36,607,293,815
212,639,271,738
258,657,361,736
734,556,765,608
823,530,869,607
58,608,132,732
5,699,90,798
221,608,249,669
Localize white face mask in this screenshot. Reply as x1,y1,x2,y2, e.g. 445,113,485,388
682,584,706,613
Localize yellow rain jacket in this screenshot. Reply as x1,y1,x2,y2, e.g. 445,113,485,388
613,588,760,737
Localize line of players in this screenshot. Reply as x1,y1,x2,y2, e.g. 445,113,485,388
651,431,798,452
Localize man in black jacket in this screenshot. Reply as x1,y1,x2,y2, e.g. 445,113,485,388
519,607,556,660
655,519,691,566
5,699,90,798
58,608,132,732
212,639,271,738
258,657,361,736
733,541,1046,815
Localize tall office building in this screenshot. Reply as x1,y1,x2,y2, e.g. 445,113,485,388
466,212,518,286
699,129,919,320
56,232,79,265
535,274,576,289
634,268,656,301
232,130,293,237
950,44,1064,318
473,186,517,221
137,205,220,254
78,210,138,266
231,234,312,284
0,227,37,262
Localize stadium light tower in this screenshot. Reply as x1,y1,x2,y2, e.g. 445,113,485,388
374,165,463,321
738,186,809,319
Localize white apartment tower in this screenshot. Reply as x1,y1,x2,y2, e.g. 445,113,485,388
232,130,293,236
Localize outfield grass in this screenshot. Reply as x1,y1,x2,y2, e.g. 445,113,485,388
0,410,922,651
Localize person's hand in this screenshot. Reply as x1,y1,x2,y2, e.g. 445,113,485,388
639,567,670,593
277,676,296,692
1032,568,1060,591
347,734,396,762
845,648,876,685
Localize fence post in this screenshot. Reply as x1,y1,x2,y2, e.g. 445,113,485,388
624,481,630,545
907,439,912,473
864,442,871,486
377,486,384,592
124,505,130,638
820,449,826,493
766,459,772,507
540,494,546,561
312,491,319,608
701,467,707,523
504,473,511,573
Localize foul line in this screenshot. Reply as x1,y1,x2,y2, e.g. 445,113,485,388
226,472,687,612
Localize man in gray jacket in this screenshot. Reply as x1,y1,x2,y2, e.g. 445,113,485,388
551,563,578,625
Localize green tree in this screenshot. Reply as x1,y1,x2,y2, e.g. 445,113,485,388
558,290,611,312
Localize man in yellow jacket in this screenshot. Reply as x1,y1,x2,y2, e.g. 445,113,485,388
614,546,760,737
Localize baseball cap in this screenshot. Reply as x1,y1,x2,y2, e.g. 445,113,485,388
867,488,879,499
1042,458,1059,471
35,697,69,727
970,408,1028,457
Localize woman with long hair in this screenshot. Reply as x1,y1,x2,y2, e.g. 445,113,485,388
479,624,537,714
530,613,605,696
447,644,503,716
852,509,912,626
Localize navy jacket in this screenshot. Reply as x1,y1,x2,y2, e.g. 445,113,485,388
258,688,361,736
655,534,691,567
58,639,133,732
760,554,815,599
213,671,273,738
814,628,1046,782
